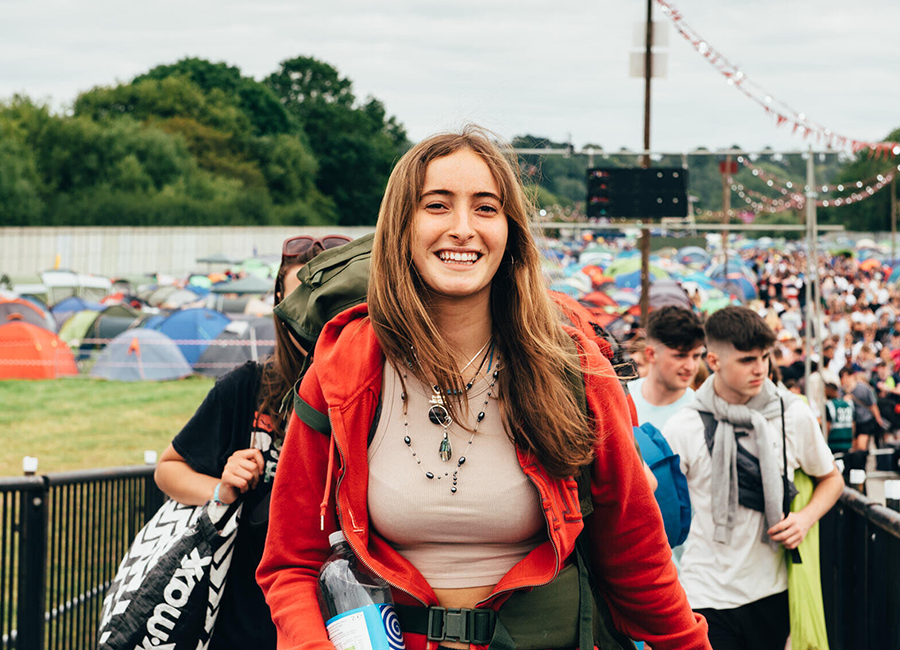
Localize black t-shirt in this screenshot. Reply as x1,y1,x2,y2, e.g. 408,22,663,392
173,361,278,650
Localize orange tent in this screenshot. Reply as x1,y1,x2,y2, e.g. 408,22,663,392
860,258,882,272
0,321,78,379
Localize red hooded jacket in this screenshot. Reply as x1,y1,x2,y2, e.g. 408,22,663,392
257,304,710,650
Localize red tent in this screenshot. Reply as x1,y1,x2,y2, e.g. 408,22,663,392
582,291,618,308
0,321,78,379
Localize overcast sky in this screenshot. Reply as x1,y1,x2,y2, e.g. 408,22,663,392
3,0,898,154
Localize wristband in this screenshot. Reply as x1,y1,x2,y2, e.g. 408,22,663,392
212,482,226,506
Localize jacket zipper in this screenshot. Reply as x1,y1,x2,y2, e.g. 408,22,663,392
330,407,428,607
476,466,562,607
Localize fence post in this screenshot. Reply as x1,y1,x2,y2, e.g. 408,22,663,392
16,482,47,650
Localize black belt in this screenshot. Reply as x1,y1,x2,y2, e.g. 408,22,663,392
395,604,496,644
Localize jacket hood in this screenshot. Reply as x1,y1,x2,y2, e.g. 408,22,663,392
312,302,384,405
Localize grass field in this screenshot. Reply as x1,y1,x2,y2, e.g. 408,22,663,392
0,376,215,476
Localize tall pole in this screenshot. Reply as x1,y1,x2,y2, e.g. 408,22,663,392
722,155,732,280
640,0,653,328
892,175,897,263
804,148,816,391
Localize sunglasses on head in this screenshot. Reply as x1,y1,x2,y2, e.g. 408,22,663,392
282,235,351,258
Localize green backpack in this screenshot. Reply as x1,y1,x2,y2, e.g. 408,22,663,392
273,232,374,355
273,233,635,650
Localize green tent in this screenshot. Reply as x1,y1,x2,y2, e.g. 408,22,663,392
58,310,101,347
237,259,273,279
604,256,670,280
188,275,213,289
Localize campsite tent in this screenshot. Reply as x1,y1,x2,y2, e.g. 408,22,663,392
91,330,192,382
209,275,274,295
50,296,103,328
58,310,101,346
196,318,276,378
646,280,692,310
156,308,230,366
0,321,78,379
0,298,55,331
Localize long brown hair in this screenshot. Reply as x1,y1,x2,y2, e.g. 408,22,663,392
368,126,595,478
257,250,319,442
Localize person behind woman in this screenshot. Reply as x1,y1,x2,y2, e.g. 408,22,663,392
154,234,349,650
256,127,710,649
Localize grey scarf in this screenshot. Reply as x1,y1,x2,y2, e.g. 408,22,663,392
689,376,794,546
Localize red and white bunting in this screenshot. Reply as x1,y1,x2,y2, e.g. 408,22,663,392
655,0,900,159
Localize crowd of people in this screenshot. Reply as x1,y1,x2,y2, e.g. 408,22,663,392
147,126,868,650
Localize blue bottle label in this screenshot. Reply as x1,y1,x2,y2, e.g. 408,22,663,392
325,603,405,650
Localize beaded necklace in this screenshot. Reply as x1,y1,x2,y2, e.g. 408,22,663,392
401,350,499,494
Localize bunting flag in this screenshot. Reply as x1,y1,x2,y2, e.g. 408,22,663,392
655,0,900,159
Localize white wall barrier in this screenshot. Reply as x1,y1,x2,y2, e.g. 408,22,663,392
0,226,375,277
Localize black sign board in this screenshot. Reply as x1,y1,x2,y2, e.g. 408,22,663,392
586,167,688,219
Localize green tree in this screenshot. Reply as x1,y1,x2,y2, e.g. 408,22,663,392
135,58,295,137
266,56,409,225
0,113,45,225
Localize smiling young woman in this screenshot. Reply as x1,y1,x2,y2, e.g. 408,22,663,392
257,126,711,650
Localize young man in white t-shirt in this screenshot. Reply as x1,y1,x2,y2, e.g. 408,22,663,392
663,306,843,650
629,305,705,433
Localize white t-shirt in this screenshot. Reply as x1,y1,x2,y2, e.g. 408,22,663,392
663,398,834,610
629,377,695,434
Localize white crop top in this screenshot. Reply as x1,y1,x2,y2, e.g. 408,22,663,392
367,362,546,588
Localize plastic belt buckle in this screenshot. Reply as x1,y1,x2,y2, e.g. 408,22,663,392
426,606,448,641
426,607,494,644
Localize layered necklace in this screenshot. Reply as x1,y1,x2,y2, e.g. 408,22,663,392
402,339,499,494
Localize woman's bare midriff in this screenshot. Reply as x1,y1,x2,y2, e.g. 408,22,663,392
431,585,496,649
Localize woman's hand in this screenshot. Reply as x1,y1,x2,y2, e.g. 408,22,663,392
217,449,265,504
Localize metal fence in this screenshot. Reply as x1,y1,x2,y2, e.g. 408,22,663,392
0,467,163,650
820,486,900,650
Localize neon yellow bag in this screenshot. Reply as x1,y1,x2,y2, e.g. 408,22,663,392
787,470,830,650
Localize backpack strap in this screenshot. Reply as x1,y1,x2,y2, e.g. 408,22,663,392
293,392,331,435
698,410,717,453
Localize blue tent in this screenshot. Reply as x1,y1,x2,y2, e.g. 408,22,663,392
706,262,756,282
715,275,758,301
676,246,711,266
185,284,210,298
140,314,168,331
156,308,230,366
683,272,717,289
614,269,667,289
90,329,192,382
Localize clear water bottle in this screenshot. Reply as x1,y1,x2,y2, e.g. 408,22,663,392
317,530,406,650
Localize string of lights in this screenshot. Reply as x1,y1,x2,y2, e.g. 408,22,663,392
736,156,900,208
655,0,900,159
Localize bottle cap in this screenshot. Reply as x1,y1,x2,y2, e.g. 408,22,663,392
849,469,867,485
885,480,900,500
328,530,346,548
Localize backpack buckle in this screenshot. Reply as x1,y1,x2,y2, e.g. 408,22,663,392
426,606,494,644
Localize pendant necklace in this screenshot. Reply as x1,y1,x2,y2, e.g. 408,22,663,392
402,350,499,494
427,338,493,462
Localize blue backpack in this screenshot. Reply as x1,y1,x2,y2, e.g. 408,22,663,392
633,422,691,547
